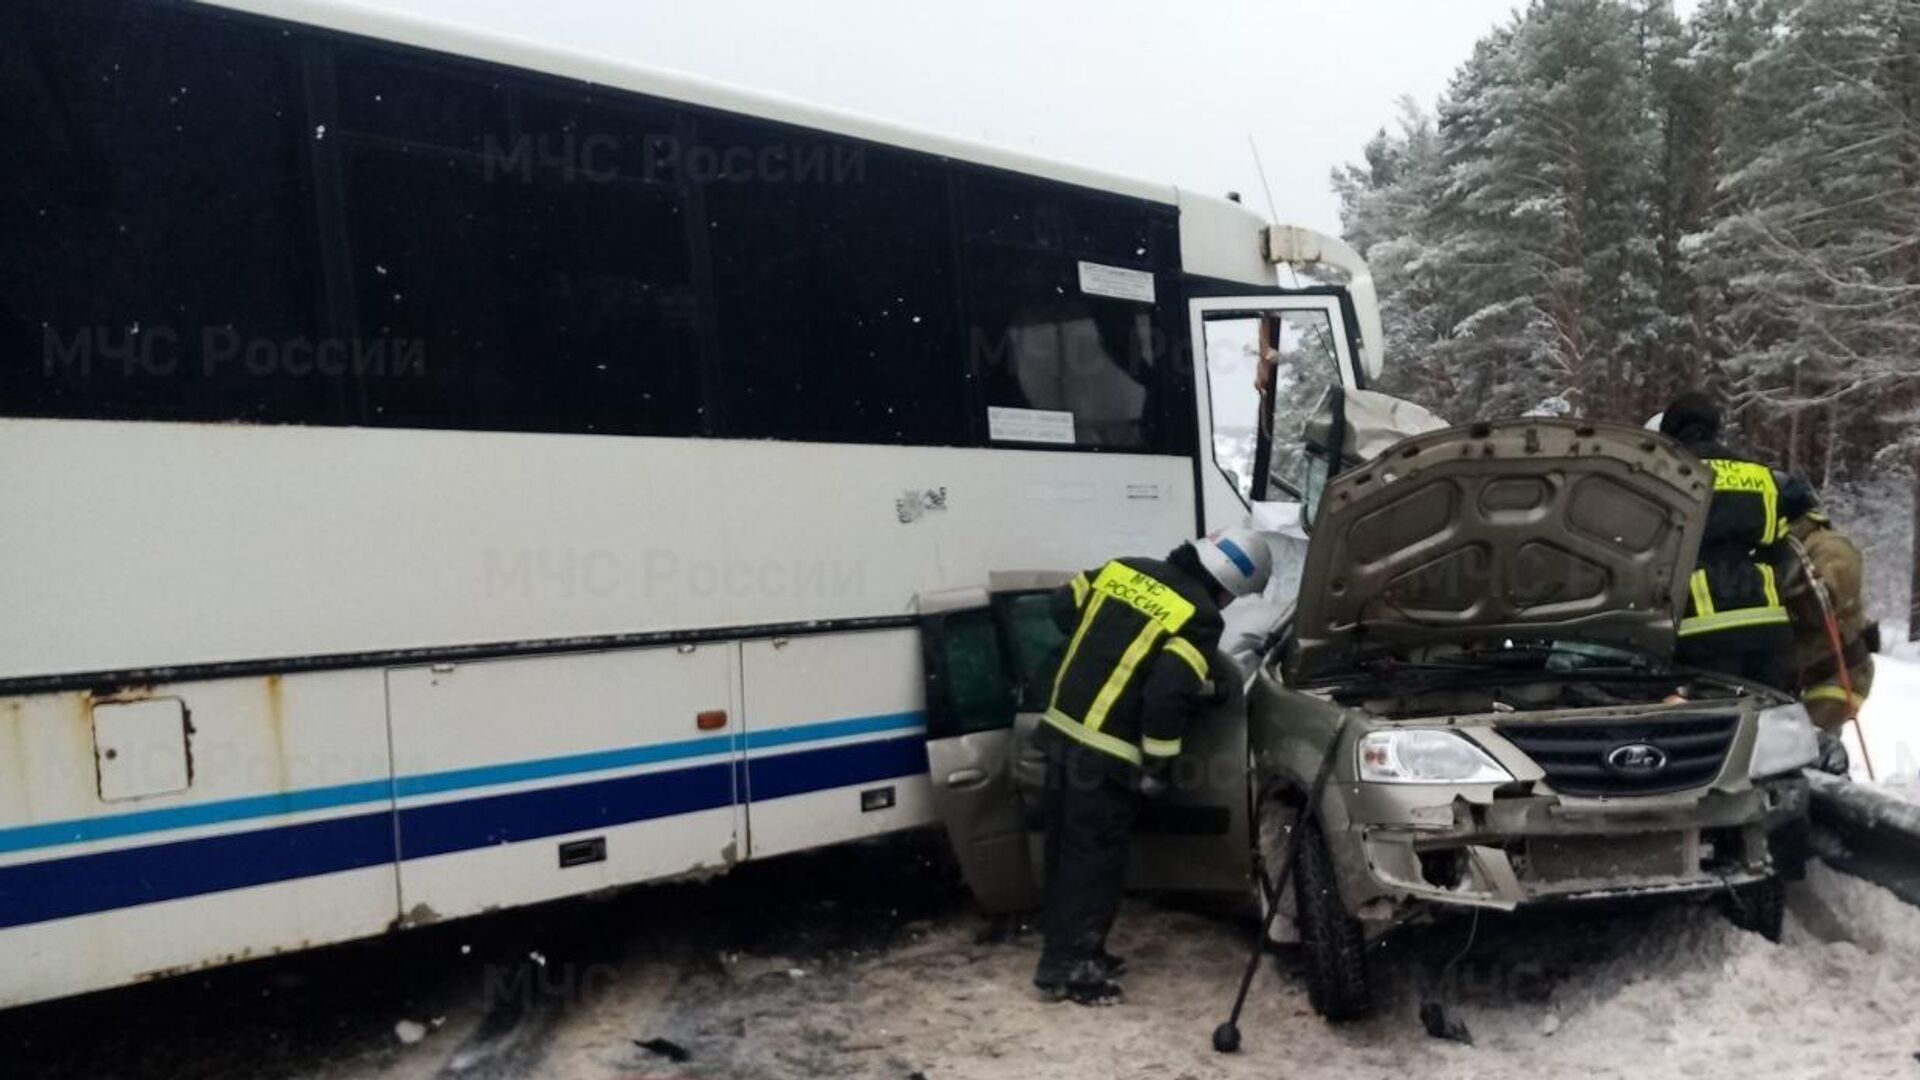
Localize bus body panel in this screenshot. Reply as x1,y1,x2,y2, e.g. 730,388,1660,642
0,420,1197,684
0,671,400,1007
386,645,744,924
737,630,933,860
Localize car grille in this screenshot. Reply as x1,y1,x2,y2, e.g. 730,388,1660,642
1494,714,1739,797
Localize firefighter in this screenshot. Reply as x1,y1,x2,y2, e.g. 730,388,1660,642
1777,481,1877,772
1657,393,1793,688
1032,528,1272,1006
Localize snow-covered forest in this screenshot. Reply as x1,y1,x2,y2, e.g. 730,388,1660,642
1335,0,1918,629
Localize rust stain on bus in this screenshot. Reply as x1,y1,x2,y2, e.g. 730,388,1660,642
4,701,28,812
91,683,157,705
264,675,290,792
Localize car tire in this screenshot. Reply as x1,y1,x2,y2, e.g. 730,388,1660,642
1722,876,1785,942
1293,817,1373,1021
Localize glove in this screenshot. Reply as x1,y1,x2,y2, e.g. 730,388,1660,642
1138,760,1172,799
1202,678,1231,706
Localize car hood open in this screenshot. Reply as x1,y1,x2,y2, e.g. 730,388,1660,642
1284,420,1712,683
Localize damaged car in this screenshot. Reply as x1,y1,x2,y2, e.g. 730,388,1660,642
916,408,1818,1023
1250,411,1817,1019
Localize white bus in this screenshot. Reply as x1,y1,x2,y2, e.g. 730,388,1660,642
0,0,1381,1006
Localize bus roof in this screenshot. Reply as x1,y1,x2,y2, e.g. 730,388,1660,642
201,0,1188,207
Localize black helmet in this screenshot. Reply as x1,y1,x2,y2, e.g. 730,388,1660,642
1658,391,1721,444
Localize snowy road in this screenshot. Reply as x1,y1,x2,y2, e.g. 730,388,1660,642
1852,651,1919,797
9,828,1920,1080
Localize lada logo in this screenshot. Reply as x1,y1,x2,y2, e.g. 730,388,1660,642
1605,742,1669,774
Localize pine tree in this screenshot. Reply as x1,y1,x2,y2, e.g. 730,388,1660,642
1701,0,1920,477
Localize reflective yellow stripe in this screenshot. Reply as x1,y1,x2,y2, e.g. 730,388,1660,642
1677,605,1791,637
1163,636,1208,682
1050,594,1105,705
1758,563,1780,609
1088,562,1196,633
1141,736,1183,758
1803,684,1866,708
1070,573,1090,608
1762,476,1778,543
1084,620,1164,734
1689,569,1715,618
1042,708,1143,766
1708,458,1780,543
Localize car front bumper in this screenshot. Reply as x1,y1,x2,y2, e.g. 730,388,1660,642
1326,774,1809,925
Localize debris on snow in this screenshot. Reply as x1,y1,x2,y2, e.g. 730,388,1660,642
393,1019,428,1045
635,1036,692,1063
1419,1001,1474,1045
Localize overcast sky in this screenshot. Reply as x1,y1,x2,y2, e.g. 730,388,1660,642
363,0,1699,235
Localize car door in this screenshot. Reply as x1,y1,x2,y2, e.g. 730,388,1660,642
920,574,1254,912
919,582,1043,913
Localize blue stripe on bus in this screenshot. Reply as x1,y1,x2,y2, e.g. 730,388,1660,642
0,711,926,857
0,780,397,857
0,735,931,929
0,811,398,931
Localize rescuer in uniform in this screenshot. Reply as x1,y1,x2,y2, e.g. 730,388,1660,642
1658,393,1794,688
1776,481,1877,772
1032,528,1273,1005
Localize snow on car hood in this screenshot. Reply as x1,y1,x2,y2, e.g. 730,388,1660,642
1285,419,1712,682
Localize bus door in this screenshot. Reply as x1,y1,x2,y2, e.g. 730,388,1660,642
1187,292,1365,535
918,573,1252,913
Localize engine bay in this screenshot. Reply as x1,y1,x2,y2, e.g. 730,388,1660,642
1341,674,1750,719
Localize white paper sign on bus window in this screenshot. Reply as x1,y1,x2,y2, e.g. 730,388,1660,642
988,406,1076,445
1077,261,1156,304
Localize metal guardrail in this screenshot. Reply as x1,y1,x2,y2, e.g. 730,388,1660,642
1807,771,1920,906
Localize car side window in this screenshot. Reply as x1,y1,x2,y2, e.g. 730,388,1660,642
995,591,1069,710
924,608,1016,738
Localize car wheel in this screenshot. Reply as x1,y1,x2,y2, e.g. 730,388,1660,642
1722,876,1785,942
1293,817,1373,1021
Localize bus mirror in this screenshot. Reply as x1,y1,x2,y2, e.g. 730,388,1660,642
1300,450,1331,534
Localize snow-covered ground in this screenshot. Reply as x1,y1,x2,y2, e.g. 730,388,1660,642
10,836,1919,1080
1849,650,1920,800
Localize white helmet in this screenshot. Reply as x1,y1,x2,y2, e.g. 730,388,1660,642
1190,527,1273,599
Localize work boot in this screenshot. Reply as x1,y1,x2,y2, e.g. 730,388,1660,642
1035,955,1125,1005
1062,978,1125,1007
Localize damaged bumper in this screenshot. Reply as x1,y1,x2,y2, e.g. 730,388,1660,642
1330,775,1809,923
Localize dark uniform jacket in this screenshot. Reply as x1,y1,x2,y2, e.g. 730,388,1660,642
1043,557,1224,768
1677,440,1792,648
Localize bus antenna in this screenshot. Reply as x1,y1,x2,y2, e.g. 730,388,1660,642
1246,134,1280,225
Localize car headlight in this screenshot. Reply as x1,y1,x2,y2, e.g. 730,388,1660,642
1750,702,1819,779
1358,730,1513,784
